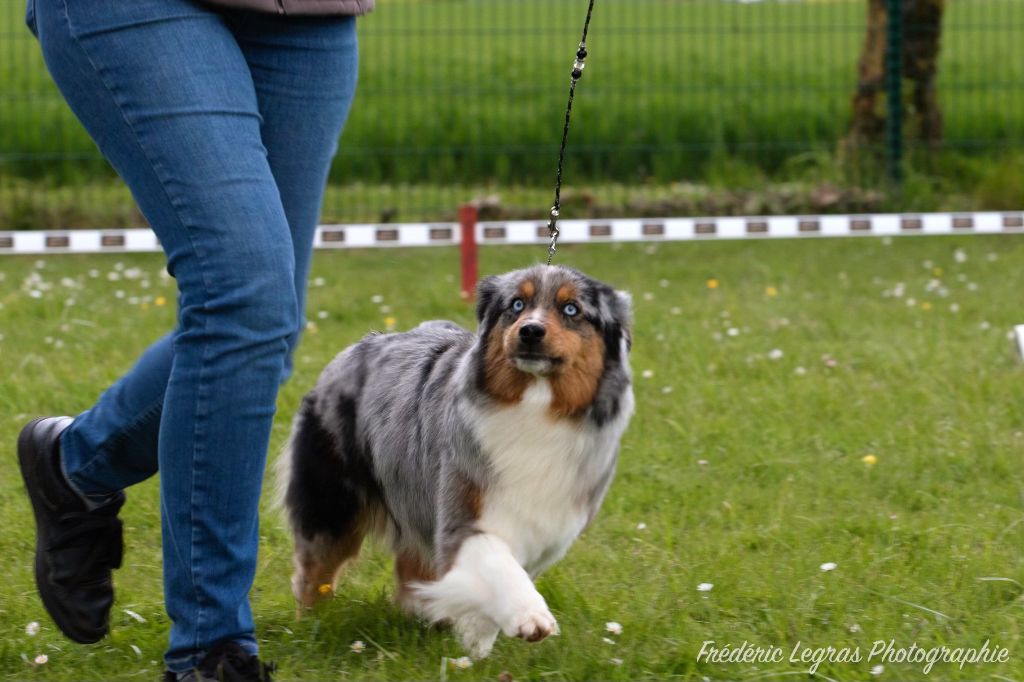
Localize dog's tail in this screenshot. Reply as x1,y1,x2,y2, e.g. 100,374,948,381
274,394,318,534
276,392,373,538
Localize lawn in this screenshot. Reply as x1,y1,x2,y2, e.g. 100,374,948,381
1,235,1023,680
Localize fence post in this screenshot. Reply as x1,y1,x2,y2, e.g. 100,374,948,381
459,203,479,300
885,0,904,186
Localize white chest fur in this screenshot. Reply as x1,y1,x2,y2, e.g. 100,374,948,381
470,381,629,575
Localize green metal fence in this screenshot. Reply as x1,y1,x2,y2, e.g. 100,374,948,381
1,0,1022,229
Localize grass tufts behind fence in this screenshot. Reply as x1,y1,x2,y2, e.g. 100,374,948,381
1,0,1022,190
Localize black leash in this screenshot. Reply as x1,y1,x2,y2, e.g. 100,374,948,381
545,0,595,266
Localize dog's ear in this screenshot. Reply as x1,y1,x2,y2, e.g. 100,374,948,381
475,275,501,324
594,284,633,362
614,290,633,352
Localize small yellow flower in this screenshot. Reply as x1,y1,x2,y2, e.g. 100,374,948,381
385,316,397,331
706,278,719,290
155,296,166,307
921,302,932,311
765,286,778,297
932,267,943,277
862,454,878,466
318,583,332,595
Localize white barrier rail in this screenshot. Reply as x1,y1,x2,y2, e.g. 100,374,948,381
1,211,1021,255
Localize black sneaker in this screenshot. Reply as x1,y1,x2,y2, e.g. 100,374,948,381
17,416,125,644
163,641,276,682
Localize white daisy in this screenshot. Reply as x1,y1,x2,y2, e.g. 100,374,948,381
123,609,146,623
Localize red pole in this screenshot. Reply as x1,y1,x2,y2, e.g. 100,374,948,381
459,203,478,300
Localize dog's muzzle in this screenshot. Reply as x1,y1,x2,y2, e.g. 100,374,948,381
512,323,561,374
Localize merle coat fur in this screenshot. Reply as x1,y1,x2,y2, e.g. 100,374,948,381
278,264,633,656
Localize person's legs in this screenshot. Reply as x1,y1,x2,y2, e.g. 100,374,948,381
58,11,359,499
228,11,359,380
60,333,172,503
32,0,299,670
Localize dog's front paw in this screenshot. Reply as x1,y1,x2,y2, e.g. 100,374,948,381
506,604,559,643
454,613,500,658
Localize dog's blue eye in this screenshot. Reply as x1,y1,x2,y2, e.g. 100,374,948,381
511,298,525,313
563,303,579,317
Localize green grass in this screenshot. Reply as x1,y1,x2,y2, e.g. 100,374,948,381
5,148,1024,230
1,0,1023,188
2,236,1024,680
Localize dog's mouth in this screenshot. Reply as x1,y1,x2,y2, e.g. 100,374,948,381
511,352,563,375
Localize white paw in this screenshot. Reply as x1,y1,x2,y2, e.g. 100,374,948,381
505,604,559,643
454,613,500,659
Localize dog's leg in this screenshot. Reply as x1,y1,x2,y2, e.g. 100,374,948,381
394,549,437,615
413,533,558,657
280,393,379,609
292,527,365,609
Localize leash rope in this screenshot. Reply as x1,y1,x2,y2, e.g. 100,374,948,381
546,0,596,266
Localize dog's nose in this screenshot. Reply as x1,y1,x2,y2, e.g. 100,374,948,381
519,323,546,344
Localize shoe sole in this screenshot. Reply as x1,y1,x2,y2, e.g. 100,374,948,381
18,417,107,644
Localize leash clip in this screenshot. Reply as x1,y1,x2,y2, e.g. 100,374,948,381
546,206,560,266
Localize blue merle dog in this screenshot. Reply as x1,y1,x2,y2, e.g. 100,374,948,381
277,265,633,657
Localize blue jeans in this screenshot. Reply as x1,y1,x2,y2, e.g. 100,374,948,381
27,0,358,671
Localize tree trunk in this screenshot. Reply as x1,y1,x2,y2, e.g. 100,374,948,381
904,0,944,146
844,0,944,151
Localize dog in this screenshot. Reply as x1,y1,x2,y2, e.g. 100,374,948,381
276,264,634,657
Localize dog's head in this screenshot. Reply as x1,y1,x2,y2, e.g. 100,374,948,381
473,265,632,420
